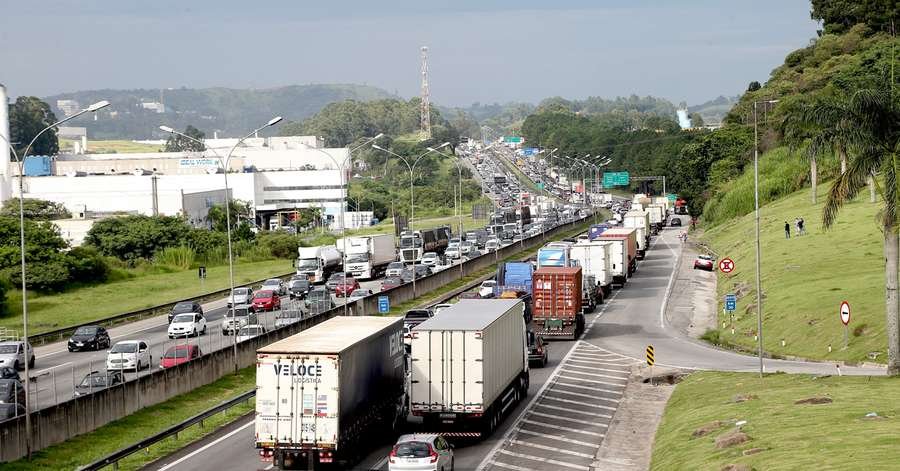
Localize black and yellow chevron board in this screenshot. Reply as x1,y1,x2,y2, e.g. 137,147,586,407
646,345,655,366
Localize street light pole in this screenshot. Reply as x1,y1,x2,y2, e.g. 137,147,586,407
5,99,109,458
162,116,282,373
753,99,778,378
372,143,448,297
429,147,467,278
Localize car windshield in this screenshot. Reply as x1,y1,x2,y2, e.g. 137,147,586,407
233,288,250,296
263,280,280,286
172,302,194,313
172,314,195,323
110,343,138,354
79,374,112,388
394,441,432,458
73,327,98,335
164,348,190,359
239,327,261,336
346,253,368,263
388,262,404,270
423,253,436,259
296,259,319,270
384,277,402,285
0,345,19,354
482,281,496,287
253,291,273,299
290,280,309,289
350,290,368,297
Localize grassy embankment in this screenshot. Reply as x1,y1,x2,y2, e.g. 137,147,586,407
2,367,255,471
700,149,884,363
0,259,291,335
651,372,900,470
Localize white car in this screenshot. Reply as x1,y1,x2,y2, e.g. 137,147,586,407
106,340,151,371
445,243,462,260
388,434,454,471
167,313,207,338
261,278,286,295
479,280,497,298
347,288,374,303
460,241,474,256
421,252,439,267
386,262,406,277
227,287,253,307
485,239,499,252
236,324,266,342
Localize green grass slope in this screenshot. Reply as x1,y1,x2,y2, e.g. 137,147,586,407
702,181,885,363
652,372,900,471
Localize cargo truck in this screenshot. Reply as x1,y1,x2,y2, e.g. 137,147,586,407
588,223,613,240
646,204,665,234
598,228,638,283
537,243,573,268
336,234,395,280
296,246,342,283
531,266,584,340
623,211,651,258
255,316,406,470
495,261,534,296
570,240,614,297
409,299,530,437
399,226,450,263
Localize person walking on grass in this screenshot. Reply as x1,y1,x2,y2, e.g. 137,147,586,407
784,221,791,239
798,217,806,235
795,217,802,236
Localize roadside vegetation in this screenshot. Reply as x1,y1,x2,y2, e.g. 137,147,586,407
651,371,900,470
1,367,255,471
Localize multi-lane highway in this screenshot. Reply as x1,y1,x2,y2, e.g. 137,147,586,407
142,216,883,471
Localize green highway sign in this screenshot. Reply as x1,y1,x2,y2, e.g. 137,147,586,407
667,193,677,202
602,171,630,187
503,136,523,143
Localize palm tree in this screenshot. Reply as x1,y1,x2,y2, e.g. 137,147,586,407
813,88,900,374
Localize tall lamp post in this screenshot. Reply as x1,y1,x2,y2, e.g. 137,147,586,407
162,116,283,373
372,143,448,297
428,146,466,277
539,148,558,239
753,99,779,378
3,99,110,458
304,134,382,317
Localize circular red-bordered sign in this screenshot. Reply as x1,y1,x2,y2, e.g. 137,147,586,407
840,301,851,326
718,258,735,273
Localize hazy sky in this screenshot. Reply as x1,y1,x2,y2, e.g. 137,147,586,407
1,1,819,106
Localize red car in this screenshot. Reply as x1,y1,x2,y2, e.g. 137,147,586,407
333,277,361,297
693,254,715,271
252,290,282,311
159,344,201,369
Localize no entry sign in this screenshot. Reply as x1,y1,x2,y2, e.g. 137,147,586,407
718,258,735,273
840,301,851,326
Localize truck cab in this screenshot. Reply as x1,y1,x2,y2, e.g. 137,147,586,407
399,233,423,263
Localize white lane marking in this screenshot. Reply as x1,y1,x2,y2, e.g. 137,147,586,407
546,390,619,407
529,411,609,427
490,461,539,471
659,232,682,329
568,351,627,359
557,373,627,384
521,419,605,437
156,419,253,470
31,362,72,376
264,465,274,470
541,395,615,410
509,439,596,459
554,381,624,396
372,455,388,470
534,402,612,419
515,429,599,448
496,449,590,470
563,365,630,376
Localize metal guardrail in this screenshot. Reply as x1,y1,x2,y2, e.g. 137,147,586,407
28,270,295,346
78,390,256,471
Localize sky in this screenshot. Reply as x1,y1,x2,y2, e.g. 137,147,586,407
0,1,819,106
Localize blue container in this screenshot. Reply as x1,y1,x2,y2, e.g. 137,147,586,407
496,262,534,295
588,224,611,240
23,156,52,176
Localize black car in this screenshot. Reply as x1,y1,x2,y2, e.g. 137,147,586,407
0,379,26,406
288,279,311,299
169,301,203,324
0,367,19,381
0,403,25,421
74,370,125,397
670,218,682,226
67,325,111,352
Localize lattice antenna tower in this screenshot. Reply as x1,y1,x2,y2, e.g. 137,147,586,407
420,46,432,139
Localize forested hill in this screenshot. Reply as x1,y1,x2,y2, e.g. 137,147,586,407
43,84,397,140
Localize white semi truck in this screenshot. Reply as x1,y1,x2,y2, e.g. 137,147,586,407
255,316,406,470
409,298,529,437
336,234,395,280
623,210,651,259
570,240,615,297
295,245,341,283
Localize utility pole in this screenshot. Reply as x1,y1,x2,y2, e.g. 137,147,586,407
420,46,432,139
151,175,159,216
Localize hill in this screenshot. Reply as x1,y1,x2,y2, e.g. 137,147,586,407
43,84,397,140
687,95,738,125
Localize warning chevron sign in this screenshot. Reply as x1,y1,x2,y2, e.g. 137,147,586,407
646,345,655,366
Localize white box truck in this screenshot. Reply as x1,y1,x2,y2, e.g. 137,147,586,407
255,316,406,470
623,210,651,259
570,240,614,297
602,238,630,287
336,234,395,280
410,298,529,437
646,204,665,234
295,245,341,283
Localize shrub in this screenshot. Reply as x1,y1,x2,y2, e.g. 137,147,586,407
153,246,196,270
65,246,110,284
257,231,301,259
84,215,192,261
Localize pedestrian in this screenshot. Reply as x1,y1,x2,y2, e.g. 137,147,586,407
795,218,802,236
798,217,805,235
784,221,790,239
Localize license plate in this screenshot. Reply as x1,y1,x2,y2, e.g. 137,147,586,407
440,413,456,419
76,343,83,346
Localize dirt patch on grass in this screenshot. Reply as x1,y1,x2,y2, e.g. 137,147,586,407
794,396,833,405
742,447,765,456
731,394,758,403
721,464,752,471
692,420,723,438
715,431,750,449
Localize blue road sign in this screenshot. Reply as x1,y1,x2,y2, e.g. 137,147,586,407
725,293,737,312
378,296,390,313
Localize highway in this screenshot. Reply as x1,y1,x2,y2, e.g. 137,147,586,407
142,216,884,471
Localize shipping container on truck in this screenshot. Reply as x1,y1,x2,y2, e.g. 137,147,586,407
588,223,613,240
336,234,396,280
531,267,584,340
623,211,651,258
652,196,671,214
255,316,406,470
598,228,638,281
409,299,530,437
570,241,614,297
296,246,342,283
646,204,665,233
597,238,629,287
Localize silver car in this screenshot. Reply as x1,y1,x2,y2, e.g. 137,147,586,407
261,279,286,296
227,287,253,307
0,341,34,371
386,262,406,277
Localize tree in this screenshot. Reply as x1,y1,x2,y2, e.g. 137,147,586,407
688,112,705,128
0,216,72,291
815,87,900,374
747,81,762,92
811,0,899,34
0,198,71,220
164,125,206,152
9,96,59,157
207,200,253,236
84,215,192,261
